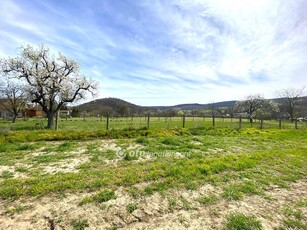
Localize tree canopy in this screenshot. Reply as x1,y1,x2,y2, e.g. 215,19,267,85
1,44,97,128
235,95,279,123
277,87,305,121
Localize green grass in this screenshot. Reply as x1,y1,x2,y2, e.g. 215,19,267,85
168,198,178,209
79,190,116,205
127,203,138,213
225,213,263,230
1,171,14,179
0,127,305,204
4,205,27,215
197,194,218,205
279,203,307,230
0,118,306,229
70,218,89,230
33,153,72,164
1,116,305,143
222,185,243,201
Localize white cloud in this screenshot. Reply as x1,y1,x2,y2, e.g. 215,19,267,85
0,0,306,105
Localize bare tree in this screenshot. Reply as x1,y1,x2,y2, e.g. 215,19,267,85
235,95,266,123
1,44,97,128
255,100,279,120
277,87,305,121
0,80,26,123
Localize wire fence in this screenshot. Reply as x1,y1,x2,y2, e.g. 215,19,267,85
0,115,307,131
1,115,305,131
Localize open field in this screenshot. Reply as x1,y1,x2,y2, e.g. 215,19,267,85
0,124,306,229
1,116,306,132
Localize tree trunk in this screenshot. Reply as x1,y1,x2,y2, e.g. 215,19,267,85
249,116,253,123
12,114,17,123
46,112,54,129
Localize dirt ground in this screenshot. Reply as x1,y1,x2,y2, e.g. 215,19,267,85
0,178,306,230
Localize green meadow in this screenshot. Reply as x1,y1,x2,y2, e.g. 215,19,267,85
0,119,306,229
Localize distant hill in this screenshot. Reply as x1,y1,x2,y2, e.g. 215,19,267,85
75,96,307,116
77,98,143,115
146,100,237,111
75,98,236,116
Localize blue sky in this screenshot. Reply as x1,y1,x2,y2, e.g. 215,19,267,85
0,0,306,106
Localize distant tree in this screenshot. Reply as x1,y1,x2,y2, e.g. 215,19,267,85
209,102,217,117
255,100,279,120
71,107,80,117
177,111,184,116
235,95,267,123
225,107,235,117
115,102,128,117
0,80,27,123
277,87,305,121
161,109,176,117
0,44,97,128
101,106,114,117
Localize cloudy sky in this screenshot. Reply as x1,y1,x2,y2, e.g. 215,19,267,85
0,0,306,106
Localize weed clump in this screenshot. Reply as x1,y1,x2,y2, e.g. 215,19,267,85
225,213,263,230
70,218,89,230
79,190,116,205
127,203,138,213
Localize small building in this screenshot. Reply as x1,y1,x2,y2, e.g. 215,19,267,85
24,104,44,118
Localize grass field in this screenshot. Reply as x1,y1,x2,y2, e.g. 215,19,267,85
0,120,306,229
0,116,306,132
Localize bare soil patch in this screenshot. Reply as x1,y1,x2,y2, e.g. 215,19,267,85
0,179,305,229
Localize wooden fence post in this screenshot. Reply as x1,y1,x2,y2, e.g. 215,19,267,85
295,118,298,129
279,116,282,129
212,115,215,127
106,115,109,130
182,115,186,128
260,119,263,129
239,116,242,129
147,113,150,129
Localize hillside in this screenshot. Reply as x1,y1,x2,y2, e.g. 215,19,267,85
76,96,307,116
147,100,237,111
77,98,237,115
77,98,144,116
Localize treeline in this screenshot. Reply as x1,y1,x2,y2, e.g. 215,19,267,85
72,93,307,123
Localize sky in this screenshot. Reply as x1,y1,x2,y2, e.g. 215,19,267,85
0,0,306,106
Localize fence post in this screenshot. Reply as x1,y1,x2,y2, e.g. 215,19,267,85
212,115,215,127
182,115,186,128
106,115,109,130
260,119,263,129
239,116,242,129
279,116,282,129
147,113,150,129
295,118,298,129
